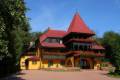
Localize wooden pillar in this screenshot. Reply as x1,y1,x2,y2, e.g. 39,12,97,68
75,57,80,67
77,44,79,50
82,45,84,51
94,59,101,70
65,57,74,67
73,43,75,50
87,58,93,69
71,57,74,67
37,48,40,57
36,49,38,56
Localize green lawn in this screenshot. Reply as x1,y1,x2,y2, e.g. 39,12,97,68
108,72,120,78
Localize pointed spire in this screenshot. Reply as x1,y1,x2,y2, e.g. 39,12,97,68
43,27,51,34
47,27,51,30
68,12,95,35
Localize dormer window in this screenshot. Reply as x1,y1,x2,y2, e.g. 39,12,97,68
52,38,58,43
60,40,62,44
45,38,51,43
45,37,62,44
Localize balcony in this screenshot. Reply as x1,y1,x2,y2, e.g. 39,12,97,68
42,51,68,56
42,55,66,60
68,50,104,57
65,38,94,44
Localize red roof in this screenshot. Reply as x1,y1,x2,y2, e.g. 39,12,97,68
28,56,40,61
39,29,66,48
67,12,95,35
40,29,66,43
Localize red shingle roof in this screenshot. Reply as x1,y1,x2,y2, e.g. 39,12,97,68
40,29,66,43
28,56,40,61
67,12,95,35
39,29,66,48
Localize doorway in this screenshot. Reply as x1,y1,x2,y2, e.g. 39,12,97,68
80,59,90,69
25,59,29,70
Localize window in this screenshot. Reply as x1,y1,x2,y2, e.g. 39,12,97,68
79,45,83,50
22,62,25,64
45,38,50,42
60,61,65,65
52,38,58,43
45,38,61,43
60,40,62,44
22,56,25,58
48,60,53,67
22,65,25,67
32,61,37,65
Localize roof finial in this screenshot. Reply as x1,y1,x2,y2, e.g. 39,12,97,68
44,27,51,33
48,27,51,30
75,9,79,15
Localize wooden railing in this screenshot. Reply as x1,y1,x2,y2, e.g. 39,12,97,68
65,38,94,44
68,50,104,57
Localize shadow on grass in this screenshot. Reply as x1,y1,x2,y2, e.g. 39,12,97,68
2,76,26,80
100,71,120,78
108,72,120,78
16,72,26,75
1,71,26,80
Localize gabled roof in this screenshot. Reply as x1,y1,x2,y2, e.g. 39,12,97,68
40,29,66,43
28,56,40,61
39,29,66,48
67,12,95,35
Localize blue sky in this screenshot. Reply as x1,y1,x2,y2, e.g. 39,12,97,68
25,0,120,37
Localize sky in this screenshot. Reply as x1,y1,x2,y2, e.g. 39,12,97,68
25,0,120,37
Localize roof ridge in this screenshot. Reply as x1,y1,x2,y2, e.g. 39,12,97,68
48,29,66,32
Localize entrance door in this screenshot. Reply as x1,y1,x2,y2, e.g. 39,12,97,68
25,59,29,70
80,59,90,69
65,59,73,67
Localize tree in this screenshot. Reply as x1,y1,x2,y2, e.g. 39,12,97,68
30,32,42,41
0,0,30,77
102,31,120,73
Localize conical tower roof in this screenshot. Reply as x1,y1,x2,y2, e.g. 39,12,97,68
67,12,95,35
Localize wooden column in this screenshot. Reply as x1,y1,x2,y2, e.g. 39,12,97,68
71,57,74,67
37,48,40,57
65,57,74,67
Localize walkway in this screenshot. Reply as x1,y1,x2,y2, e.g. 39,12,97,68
2,70,120,80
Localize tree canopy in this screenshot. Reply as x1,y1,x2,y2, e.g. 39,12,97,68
0,0,30,77
100,31,120,72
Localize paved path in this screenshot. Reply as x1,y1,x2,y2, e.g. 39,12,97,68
2,70,120,80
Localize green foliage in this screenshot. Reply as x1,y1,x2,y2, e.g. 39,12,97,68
108,71,120,78
101,31,120,72
30,32,42,40
0,0,30,78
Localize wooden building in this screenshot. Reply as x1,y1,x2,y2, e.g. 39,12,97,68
20,13,104,70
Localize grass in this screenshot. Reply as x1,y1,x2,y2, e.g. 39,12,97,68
108,72,120,78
